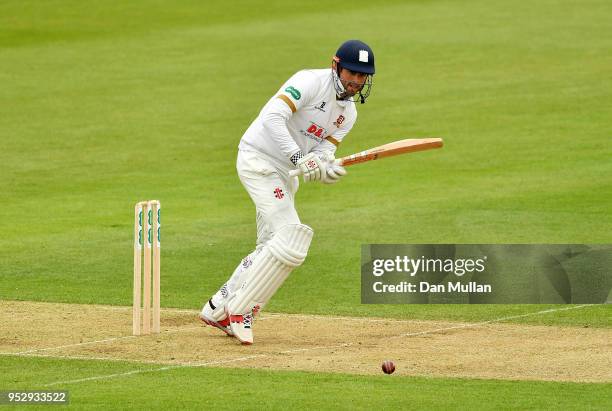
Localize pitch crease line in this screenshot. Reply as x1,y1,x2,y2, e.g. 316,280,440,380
9,326,202,355
390,304,592,339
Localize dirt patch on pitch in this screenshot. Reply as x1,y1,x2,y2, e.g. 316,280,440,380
1,301,610,382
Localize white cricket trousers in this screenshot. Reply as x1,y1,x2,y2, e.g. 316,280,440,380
236,149,301,245
213,149,301,301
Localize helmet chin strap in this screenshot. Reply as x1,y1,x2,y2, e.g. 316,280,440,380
332,66,346,98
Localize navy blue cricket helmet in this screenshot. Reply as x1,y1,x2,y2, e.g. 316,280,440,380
334,39,375,75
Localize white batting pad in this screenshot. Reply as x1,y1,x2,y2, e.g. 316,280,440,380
227,224,314,315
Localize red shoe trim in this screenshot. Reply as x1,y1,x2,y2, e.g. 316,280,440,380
229,314,243,324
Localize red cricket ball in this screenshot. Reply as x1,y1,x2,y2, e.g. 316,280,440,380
382,360,395,374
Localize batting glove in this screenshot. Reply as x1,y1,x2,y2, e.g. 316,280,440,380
295,152,326,182
317,152,347,184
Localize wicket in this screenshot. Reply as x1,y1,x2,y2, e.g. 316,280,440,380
133,200,161,335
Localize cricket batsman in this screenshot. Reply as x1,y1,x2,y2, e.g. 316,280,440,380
200,40,375,344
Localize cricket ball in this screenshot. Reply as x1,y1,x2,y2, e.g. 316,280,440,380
382,360,395,374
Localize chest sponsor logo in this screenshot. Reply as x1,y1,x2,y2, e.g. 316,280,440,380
305,122,326,140
315,101,326,112
333,115,345,127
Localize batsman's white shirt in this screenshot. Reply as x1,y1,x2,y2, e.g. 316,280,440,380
239,68,357,169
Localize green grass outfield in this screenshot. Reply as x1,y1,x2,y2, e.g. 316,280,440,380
1,0,611,409
1,356,610,410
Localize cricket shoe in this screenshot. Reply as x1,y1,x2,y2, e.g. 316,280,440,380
226,307,256,345
199,299,233,337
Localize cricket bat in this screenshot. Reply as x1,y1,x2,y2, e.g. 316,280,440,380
289,137,444,177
